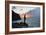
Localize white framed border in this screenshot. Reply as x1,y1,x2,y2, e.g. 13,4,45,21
9,4,43,32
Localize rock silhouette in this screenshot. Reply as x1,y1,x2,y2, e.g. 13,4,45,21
12,10,28,28
12,22,28,28
12,10,21,21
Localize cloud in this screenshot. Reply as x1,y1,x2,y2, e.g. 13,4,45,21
12,6,36,14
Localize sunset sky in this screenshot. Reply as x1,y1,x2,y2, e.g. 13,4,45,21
12,6,36,18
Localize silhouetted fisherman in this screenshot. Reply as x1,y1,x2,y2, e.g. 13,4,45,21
24,14,26,24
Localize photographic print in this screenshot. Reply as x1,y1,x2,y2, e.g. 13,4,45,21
12,5,40,28
5,1,45,34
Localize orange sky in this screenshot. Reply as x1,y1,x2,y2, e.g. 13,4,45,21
19,13,33,18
